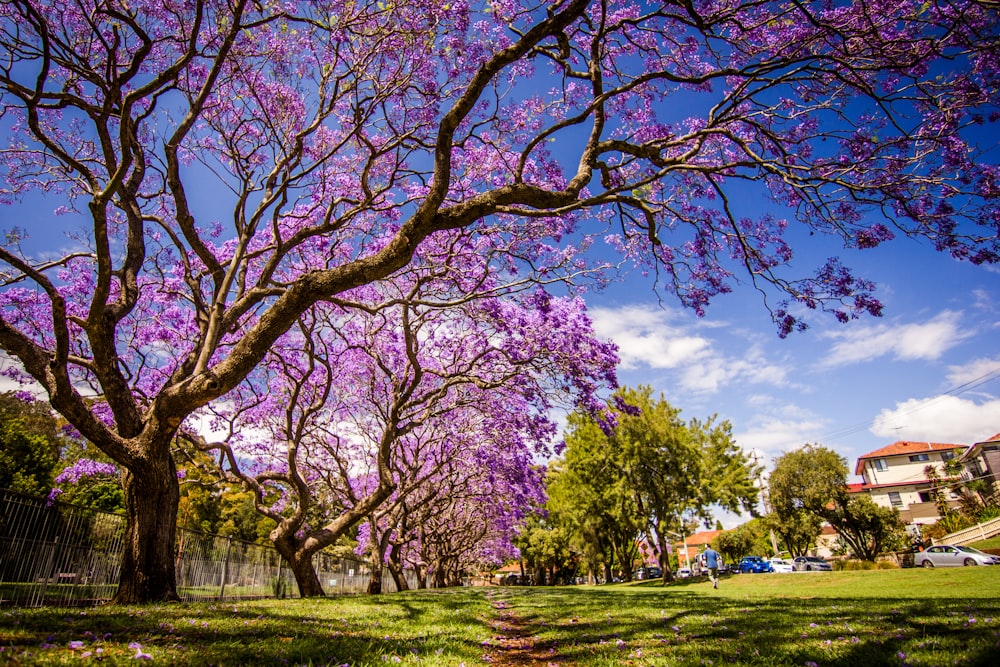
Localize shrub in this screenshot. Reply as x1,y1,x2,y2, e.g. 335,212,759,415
833,559,885,570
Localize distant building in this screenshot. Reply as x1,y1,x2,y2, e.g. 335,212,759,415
673,530,723,569
957,432,1000,501
813,524,840,559
850,440,968,525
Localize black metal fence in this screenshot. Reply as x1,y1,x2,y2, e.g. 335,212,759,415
0,489,417,607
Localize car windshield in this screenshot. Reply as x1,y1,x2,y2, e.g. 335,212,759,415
956,546,985,554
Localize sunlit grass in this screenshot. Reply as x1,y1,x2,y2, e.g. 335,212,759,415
2,569,999,665
513,569,1000,666
0,589,493,666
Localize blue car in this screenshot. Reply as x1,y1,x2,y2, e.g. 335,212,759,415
737,556,774,573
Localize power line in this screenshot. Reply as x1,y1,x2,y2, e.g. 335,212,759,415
817,367,1000,445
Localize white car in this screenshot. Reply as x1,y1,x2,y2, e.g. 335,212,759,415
676,567,692,578
768,558,795,573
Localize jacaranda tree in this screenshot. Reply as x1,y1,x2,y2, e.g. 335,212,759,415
0,0,997,602
195,238,616,596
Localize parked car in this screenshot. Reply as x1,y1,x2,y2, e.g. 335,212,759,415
677,567,692,578
769,557,795,573
737,556,774,574
635,566,662,580
914,545,1000,568
792,556,833,572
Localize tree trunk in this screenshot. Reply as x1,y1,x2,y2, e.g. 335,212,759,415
367,550,384,594
387,546,408,592
655,531,675,583
272,534,325,597
432,560,447,588
112,461,181,604
291,554,325,597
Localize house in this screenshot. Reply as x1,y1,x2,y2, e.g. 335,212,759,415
850,440,968,525
957,432,1000,501
673,530,723,568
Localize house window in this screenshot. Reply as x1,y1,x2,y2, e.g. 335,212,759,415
888,491,903,508
874,459,889,472
918,491,933,503
908,453,930,462
941,450,955,461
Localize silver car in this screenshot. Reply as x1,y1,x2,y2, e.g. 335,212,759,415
792,556,832,571
914,545,1000,568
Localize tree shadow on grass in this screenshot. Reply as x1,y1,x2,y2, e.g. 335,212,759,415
496,586,1000,667
1,593,494,665
6,587,1000,666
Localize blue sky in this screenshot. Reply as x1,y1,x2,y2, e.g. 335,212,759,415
582,231,1000,526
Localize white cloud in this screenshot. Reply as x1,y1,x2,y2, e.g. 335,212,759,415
870,395,1000,445
589,305,710,370
820,310,968,366
971,288,996,313
590,304,789,394
733,411,831,461
945,356,1000,390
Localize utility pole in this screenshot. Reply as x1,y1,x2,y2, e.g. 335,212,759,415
750,449,781,556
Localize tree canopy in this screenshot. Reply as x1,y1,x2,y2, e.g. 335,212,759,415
0,0,996,601
768,444,904,560
547,386,758,582
0,393,62,496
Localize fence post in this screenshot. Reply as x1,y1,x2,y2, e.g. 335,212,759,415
218,536,232,601
36,534,59,607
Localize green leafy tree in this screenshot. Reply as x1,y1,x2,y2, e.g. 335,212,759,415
175,443,276,542
0,393,64,496
715,522,759,564
513,513,579,586
763,507,823,557
828,494,906,559
548,386,758,582
769,444,904,561
0,416,58,495
546,421,641,584
615,387,758,580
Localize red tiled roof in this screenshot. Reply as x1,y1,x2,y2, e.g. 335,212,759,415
977,432,1000,444
854,441,967,475
673,530,722,549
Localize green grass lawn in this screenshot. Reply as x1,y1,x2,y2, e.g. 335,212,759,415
1,569,999,666
971,535,1000,551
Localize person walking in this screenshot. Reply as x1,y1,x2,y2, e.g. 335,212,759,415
703,545,721,589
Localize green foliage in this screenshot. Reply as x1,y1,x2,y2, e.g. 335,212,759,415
769,443,848,514
547,386,758,582
769,443,905,561
512,513,580,584
175,442,276,542
714,523,756,563
0,418,57,495
0,394,63,496
58,478,126,513
52,437,125,512
829,494,907,560
763,508,822,556
715,518,773,563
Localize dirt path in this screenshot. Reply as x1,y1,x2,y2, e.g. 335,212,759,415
482,592,568,666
